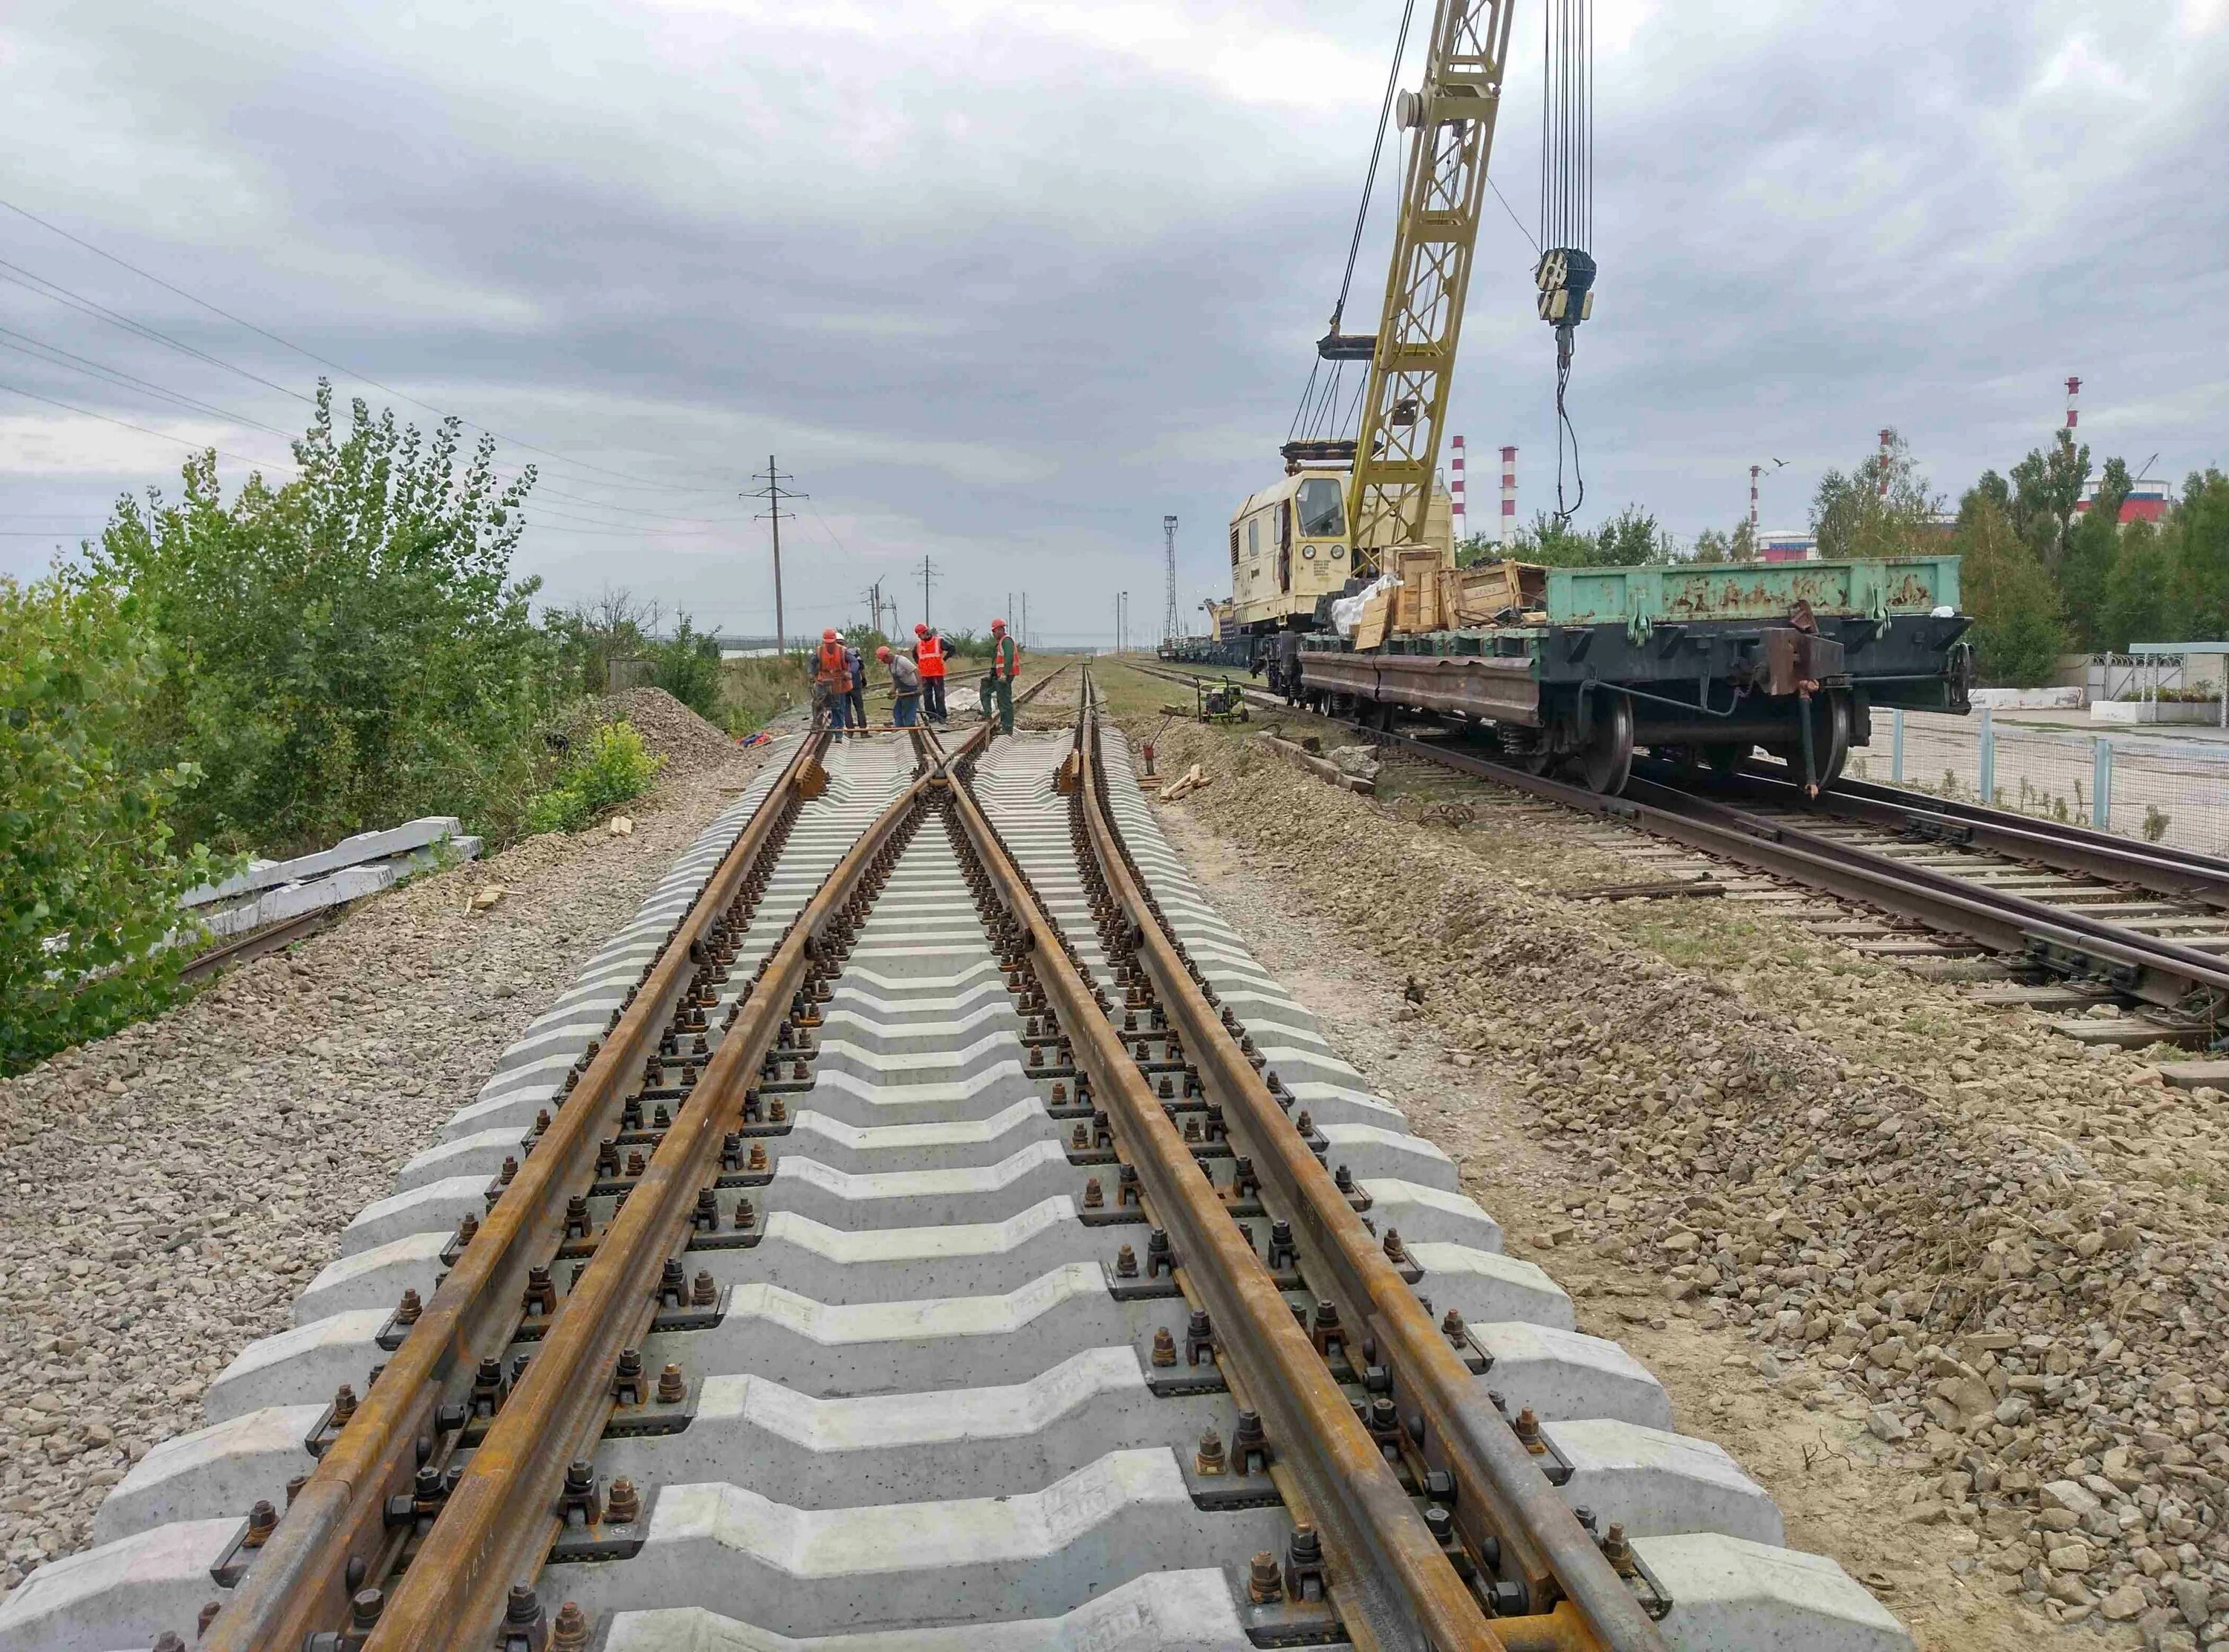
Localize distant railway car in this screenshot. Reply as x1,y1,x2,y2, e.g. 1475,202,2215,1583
1228,467,1454,637
1297,554,1973,796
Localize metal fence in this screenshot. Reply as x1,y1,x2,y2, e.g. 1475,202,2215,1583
1844,709,2229,857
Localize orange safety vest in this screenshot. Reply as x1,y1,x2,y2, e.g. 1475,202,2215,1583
916,633,945,677
990,636,1020,679
816,639,851,692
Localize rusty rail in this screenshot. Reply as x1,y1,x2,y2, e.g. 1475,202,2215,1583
203,730,834,1652
1071,673,1669,1652
362,726,972,1649
944,707,1496,1652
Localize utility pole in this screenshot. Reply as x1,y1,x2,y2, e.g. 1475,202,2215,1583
743,456,802,657
1022,593,1030,652
1161,515,1180,647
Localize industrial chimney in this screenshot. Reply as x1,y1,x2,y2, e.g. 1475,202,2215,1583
1450,434,1467,541
1499,446,1517,548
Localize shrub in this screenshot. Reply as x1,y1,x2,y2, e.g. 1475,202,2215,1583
644,614,724,718
1,570,232,1074
91,383,558,855
526,721,663,833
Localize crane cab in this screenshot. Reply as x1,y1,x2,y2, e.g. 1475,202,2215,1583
1228,467,1455,636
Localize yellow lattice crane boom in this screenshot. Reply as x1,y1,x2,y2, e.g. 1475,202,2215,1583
1343,0,1515,580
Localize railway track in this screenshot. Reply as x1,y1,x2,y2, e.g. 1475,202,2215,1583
1,663,1912,1652
1130,660,2229,1051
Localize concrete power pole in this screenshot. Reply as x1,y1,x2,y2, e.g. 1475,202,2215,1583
918,556,937,628
744,456,802,657
1161,515,1179,647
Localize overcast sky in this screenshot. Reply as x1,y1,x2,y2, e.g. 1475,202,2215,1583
2,0,2225,644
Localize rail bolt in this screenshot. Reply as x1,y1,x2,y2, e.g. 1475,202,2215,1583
1246,1552,1283,1604
551,1602,591,1652
1285,1525,1327,1601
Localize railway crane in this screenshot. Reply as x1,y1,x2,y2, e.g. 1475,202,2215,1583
1229,0,1534,640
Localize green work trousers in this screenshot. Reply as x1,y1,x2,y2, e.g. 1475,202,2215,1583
980,673,1013,734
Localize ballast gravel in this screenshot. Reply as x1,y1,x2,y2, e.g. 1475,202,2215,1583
0,723,776,1601
1135,703,2229,1651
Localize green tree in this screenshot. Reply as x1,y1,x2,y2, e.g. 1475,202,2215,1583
2100,518,2169,653
1812,429,1942,560
2164,469,2229,642
548,585,657,697
1727,518,1757,562
1955,490,2065,685
1,570,231,1073
1453,531,1501,568
646,612,725,717
2008,434,2090,562
1592,505,1672,565
2057,457,2131,651
1691,527,1730,565
91,382,557,853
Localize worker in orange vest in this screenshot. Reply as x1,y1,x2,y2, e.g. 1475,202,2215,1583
813,628,854,735
979,618,1021,735
912,622,947,724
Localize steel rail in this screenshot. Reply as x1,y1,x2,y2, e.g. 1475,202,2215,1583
1120,662,2229,1016
362,725,979,1650
942,715,1492,1652
202,729,833,1652
1072,680,1664,1652
1713,764,2229,908
1372,729,2229,1016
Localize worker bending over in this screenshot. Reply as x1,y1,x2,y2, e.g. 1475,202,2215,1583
880,645,921,727
912,623,947,724
814,628,853,735
979,617,1021,735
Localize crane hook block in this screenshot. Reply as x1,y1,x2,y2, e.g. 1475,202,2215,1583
1534,247,1597,327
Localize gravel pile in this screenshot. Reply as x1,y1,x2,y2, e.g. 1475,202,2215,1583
1146,717,2229,1650
0,745,773,1601
593,686,741,775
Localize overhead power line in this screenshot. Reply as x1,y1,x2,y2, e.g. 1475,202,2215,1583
0,377,299,472
0,196,739,498
0,324,299,437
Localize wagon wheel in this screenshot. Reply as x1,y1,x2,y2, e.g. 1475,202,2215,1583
1577,695,1635,796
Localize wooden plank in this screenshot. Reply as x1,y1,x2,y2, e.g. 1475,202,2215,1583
1256,733,1375,795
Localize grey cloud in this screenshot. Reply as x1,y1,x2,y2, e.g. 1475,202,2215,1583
1,0,2223,638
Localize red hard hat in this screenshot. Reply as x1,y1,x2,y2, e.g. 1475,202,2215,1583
822,628,837,641
875,645,892,660
991,618,1007,631
914,622,927,635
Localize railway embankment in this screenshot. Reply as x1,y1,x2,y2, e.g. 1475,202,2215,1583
0,703,778,1593
1134,697,2229,1652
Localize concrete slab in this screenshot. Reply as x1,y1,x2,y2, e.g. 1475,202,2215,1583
544,1452,1281,1641
597,1569,1250,1652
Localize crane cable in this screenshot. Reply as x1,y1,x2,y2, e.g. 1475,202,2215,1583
1289,0,1421,445
1539,0,1594,527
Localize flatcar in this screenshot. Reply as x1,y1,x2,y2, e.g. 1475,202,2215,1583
1296,553,1973,795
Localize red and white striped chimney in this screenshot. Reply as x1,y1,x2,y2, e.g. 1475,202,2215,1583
1450,435,1467,540
1499,446,1517,547
2065,375,2081,434
1749,464,1761,537
1878,428,1893,500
